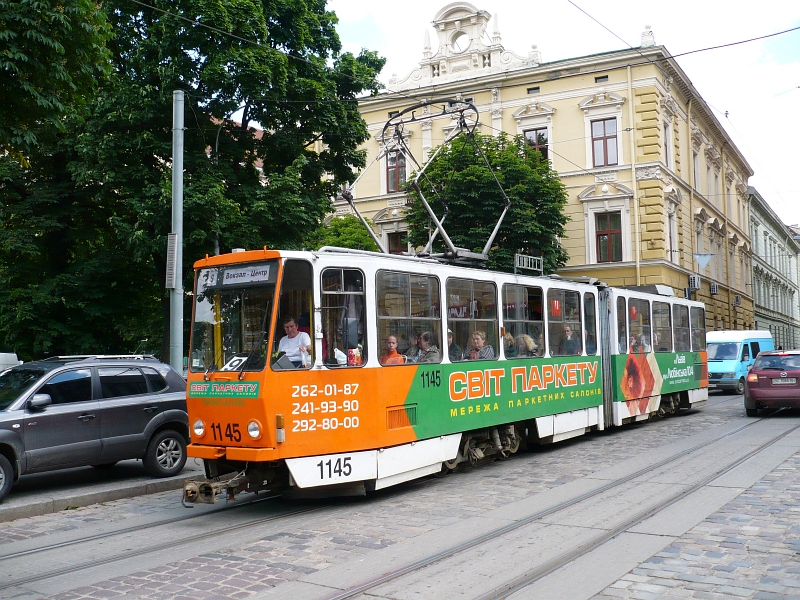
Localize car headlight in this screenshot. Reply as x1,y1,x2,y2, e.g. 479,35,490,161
247,420,262,440
724,372,736,379
193,420,206,437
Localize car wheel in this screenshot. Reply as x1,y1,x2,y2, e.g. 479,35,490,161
745,408,757,417
91,462,118,469
144,430,187,478
735,378,745,395
0,454,14,503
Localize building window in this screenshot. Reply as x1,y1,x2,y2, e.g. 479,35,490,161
527,86,540,94
663,121,672,168
387,232,406,255
591,118,618,167
524,127,548,160
595,212,622,263
595,75,609,83
693,152,699,189
387,150,406,193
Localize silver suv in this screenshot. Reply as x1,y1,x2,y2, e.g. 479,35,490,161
0,355,188,502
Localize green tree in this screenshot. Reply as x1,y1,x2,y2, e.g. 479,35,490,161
405,132,569,274
0,0,385,359
0,0,111,154
306,214,379,251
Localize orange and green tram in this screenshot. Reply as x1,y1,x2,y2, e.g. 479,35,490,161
183,247,708,503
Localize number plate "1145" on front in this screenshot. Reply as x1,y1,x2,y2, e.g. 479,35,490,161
285,450,378,488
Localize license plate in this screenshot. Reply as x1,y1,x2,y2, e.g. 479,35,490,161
286,450,377,488
772,378,796,385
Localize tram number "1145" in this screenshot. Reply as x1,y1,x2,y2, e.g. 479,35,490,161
317,457,352,479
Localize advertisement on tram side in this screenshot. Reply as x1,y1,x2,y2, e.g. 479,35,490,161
611,350,708,407
405,355,603,440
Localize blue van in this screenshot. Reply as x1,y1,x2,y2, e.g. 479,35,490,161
706,330,774,394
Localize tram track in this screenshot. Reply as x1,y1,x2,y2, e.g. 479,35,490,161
0,493,283,562
326,411,794,600
0,499,325,591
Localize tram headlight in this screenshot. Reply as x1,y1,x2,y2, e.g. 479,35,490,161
247,420,262,440
193,420,206,438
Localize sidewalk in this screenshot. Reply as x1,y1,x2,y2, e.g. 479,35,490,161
0,458,205,522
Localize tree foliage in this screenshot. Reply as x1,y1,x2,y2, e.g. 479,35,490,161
0,0,385,360
306,214,379,252
404,132,569,274
0,0,111,154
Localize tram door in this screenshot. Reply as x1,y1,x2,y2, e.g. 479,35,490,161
598,288,614,429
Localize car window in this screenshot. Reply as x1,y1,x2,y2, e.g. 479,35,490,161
0,368,48,410
754,355,800,370
99,367,149,398
39,369,93,404
141,367,168,392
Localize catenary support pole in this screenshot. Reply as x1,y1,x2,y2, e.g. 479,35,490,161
170,90,185,373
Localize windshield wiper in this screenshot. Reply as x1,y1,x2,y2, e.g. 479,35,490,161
238,301,271,381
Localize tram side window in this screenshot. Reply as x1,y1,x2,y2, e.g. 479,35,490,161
653,301,673,352
584,292,597,355
321,268,367,367
377,271,441,365
502,284,544,358
447,278,498,361
673,305,690,352
617,296,628,353
548,288,582,356
273,259,314,370
629,298,651,353
690,307,706,351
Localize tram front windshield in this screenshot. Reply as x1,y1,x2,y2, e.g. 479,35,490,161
190,260,277,373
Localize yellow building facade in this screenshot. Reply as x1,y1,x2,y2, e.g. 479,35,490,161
346,2,754,329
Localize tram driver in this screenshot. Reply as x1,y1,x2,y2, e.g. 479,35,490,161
278,316,312,367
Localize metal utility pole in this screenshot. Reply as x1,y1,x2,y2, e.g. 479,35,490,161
168,90,184,373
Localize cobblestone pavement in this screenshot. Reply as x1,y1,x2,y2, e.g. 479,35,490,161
594,453,800,600
3,396,797,599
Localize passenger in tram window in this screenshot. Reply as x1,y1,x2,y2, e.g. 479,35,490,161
379,335,405,365
278,317,312,368
466,331,494,360
638,334,651,352
534,330,544,356
447,329,463,362
503,332,517,358
618,327,628,353
514,334,536,357
417,331,441,363
404,333,422,363
585,331,597,355
558,325,581,355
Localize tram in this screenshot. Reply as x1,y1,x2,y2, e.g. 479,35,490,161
182,247,708,503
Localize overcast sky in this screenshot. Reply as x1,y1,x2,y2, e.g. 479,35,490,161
330,0,800,229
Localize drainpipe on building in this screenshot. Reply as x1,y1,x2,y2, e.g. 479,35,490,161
627,65,641,285
721,142,733,328
688,98,695,297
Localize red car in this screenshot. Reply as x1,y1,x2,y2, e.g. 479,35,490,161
744,349,800,416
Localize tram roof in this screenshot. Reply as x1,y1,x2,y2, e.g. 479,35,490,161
193,246,705,307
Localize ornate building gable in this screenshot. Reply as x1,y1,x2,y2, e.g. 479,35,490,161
512,101,556,124
390,2,535,90
690,122,706,152
578,90,626,113
705,144,722,171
